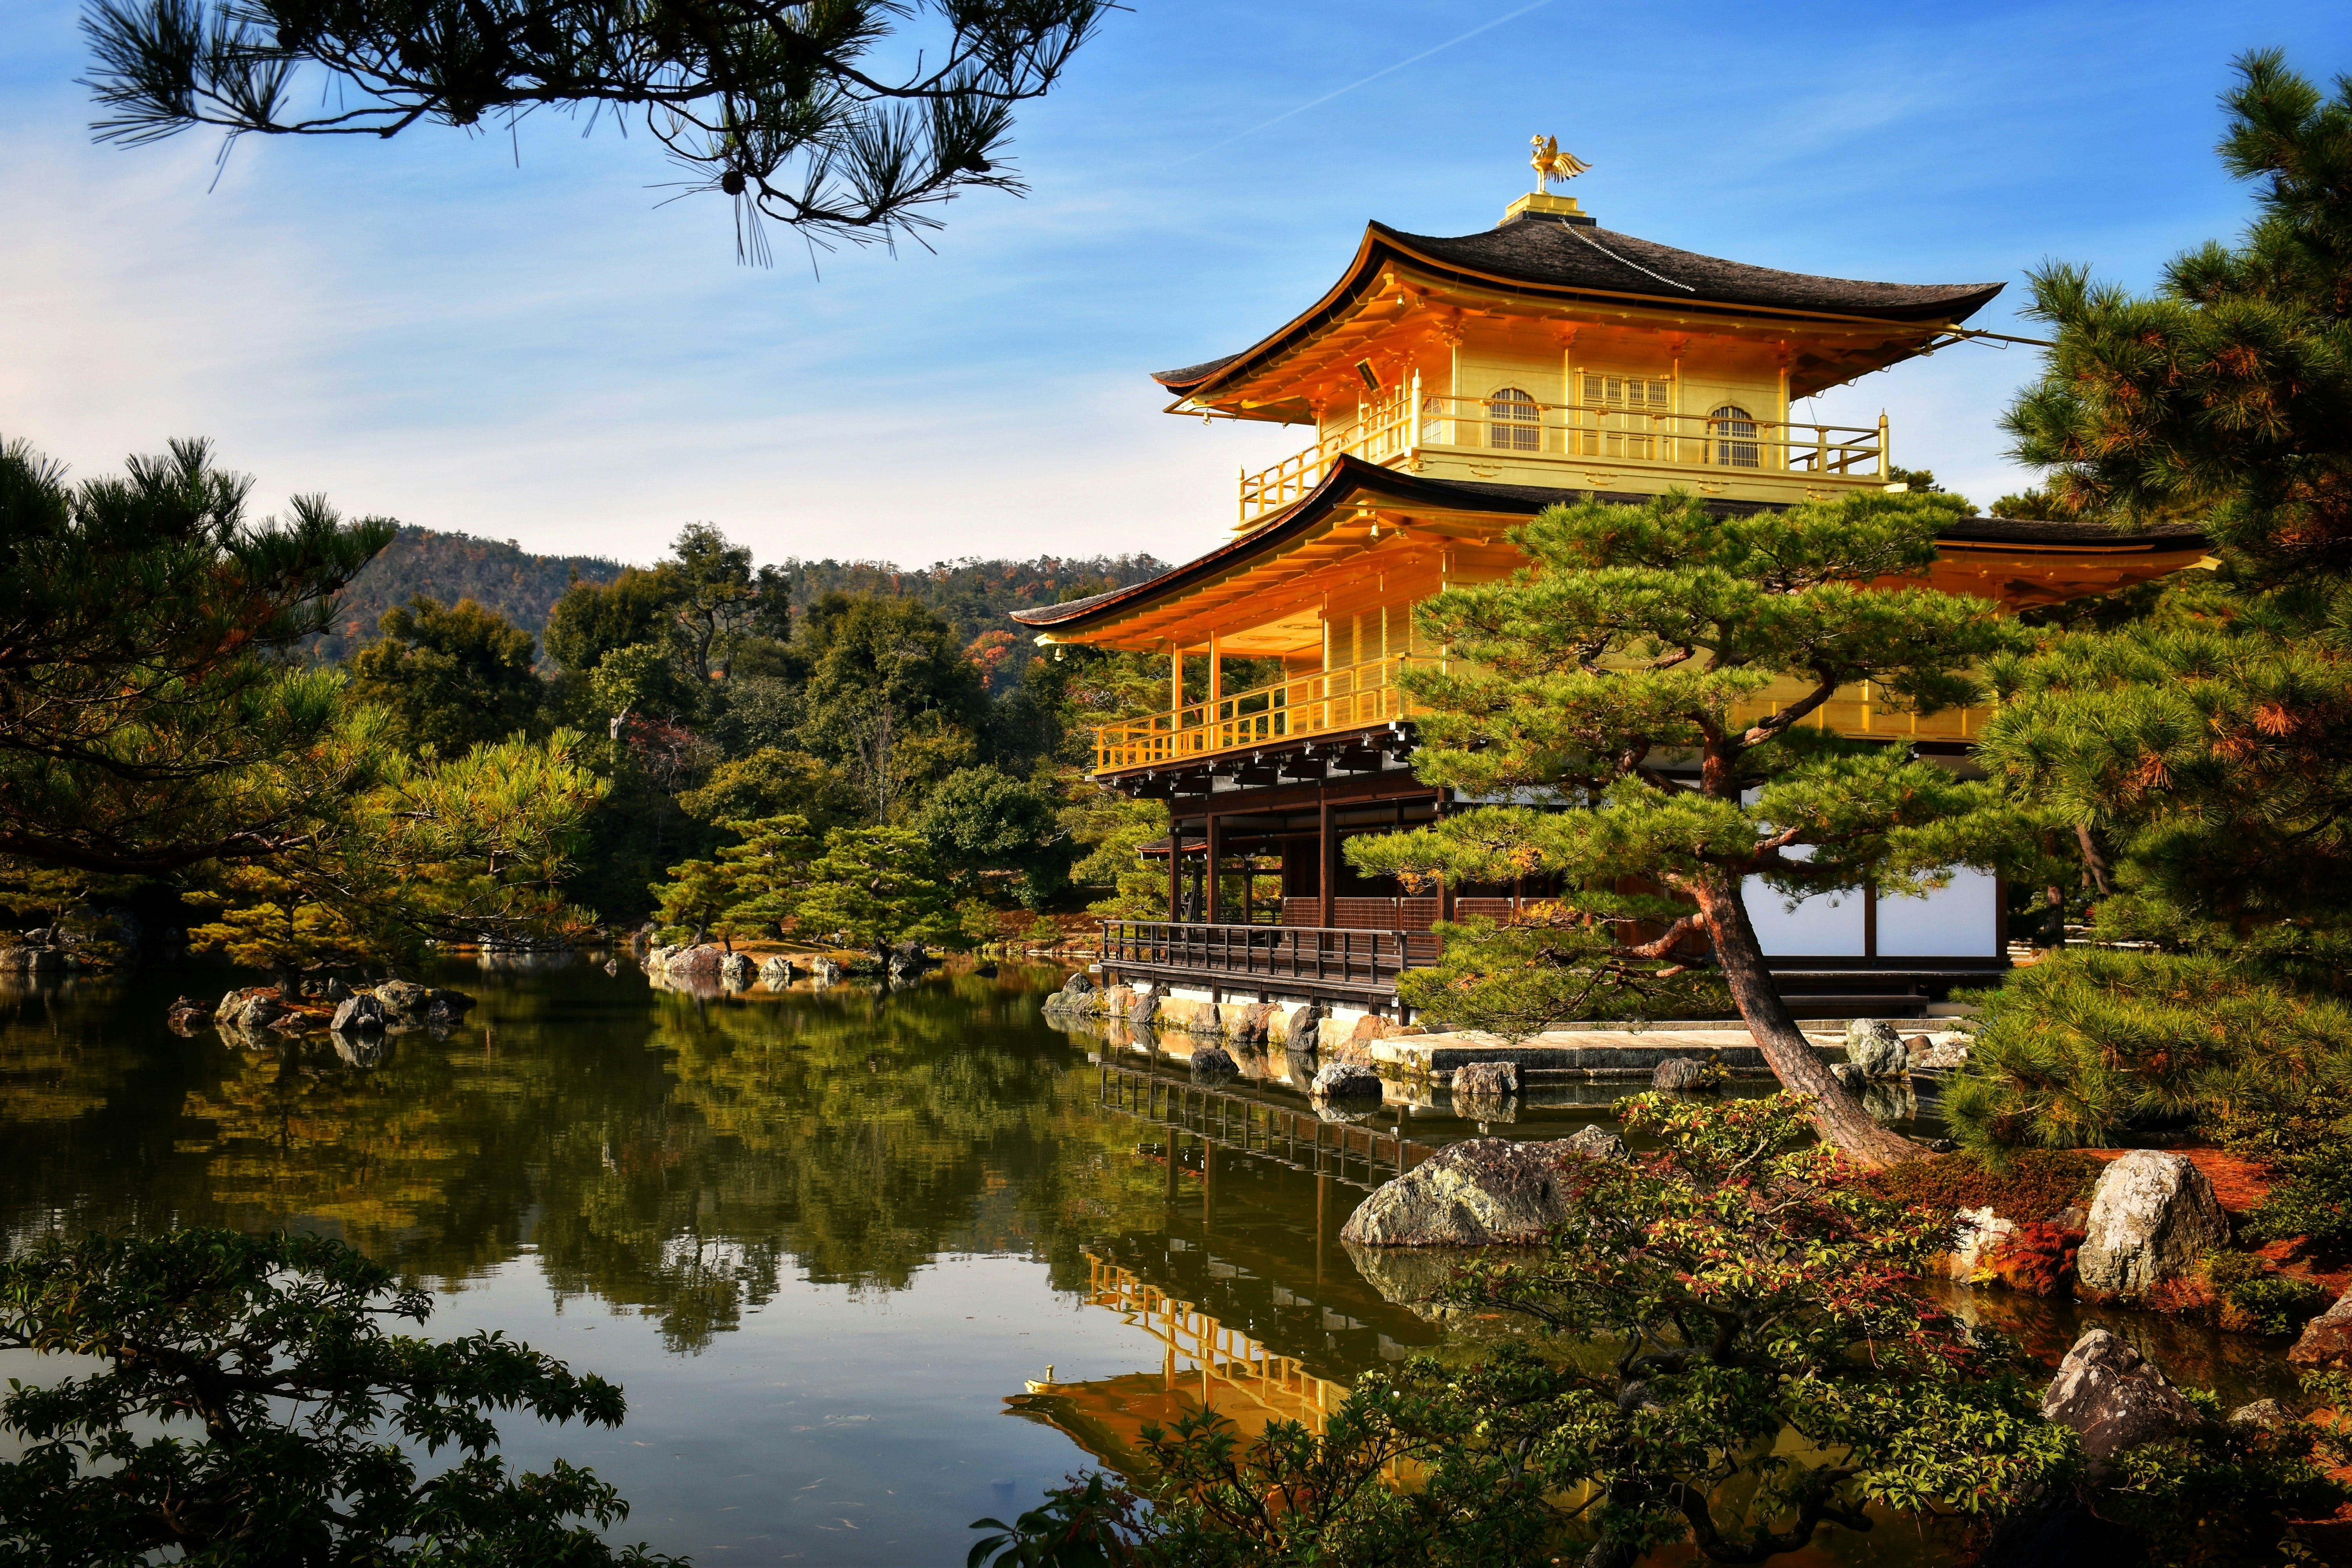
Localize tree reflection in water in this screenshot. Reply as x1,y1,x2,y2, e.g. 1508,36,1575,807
0,964,1174,1354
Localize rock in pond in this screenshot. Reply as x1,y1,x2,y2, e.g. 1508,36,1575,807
663,944,726,979
2041,1328,2196,1463
719,951,755,987
214,988,287,1034
1341,1137,1602,1247
1651,1056,1712,1091
1829,1062,1868,1094
1561,1123,1629,1162
331,993,387,1036
375,979,433,1020
759,955,797,984
2288,1291,2352,1369
2076,1150,2229,1299
1844,1018,1909,1079
1190,1045,1239,1078
1452,1061,1519,1097
1313,1062,1382,1100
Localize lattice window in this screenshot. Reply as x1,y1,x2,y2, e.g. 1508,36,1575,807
1577,374,1669,459
1710,404,1760,469
1486,387,1540,451
1581,374,1668,409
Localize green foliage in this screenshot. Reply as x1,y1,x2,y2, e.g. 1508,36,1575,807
998,1095,2071,1566
546,569,691,680
1393,912,1730,1039
1984,51,2352,971
345,594,543,754
1350,487,2028,1153
307,524,622,664
0,1228,681,1566
774,556,1171,648
2095,1383,2345,1566
1855,1147,2102,1218
82,0,1112,254
0,435,393,876
797,594,987,822
796,826,961,960
2219,1078,2352,1253
2201,1249,2329,1337
677,747,862,835
917,765,1070,909
1943,950,2352,1151
648,814,824,947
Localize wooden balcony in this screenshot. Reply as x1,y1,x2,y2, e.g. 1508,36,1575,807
1101,920,1434,998
1092,653,1991,776
1238,389,1889,530
1092,654,1416,774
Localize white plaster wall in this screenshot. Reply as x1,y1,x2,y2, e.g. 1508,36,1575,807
1877,869,2001,958
1741,880,1867,957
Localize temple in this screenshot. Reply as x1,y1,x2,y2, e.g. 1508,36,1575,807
1013,174,2209,1023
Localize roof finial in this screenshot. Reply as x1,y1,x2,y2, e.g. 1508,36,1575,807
1530,135,1591,193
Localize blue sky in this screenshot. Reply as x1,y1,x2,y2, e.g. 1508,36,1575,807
3,1,2345,569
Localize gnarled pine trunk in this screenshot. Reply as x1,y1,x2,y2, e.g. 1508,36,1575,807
1691,870,1924,1168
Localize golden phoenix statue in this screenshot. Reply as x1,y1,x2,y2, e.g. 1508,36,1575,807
1530,135,1592,189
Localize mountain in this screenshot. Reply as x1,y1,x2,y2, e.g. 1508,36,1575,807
313,530,1174,665
312,526,625,662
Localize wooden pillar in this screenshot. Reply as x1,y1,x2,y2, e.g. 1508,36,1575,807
1208,630,1222,714
1437,867,1455,924
1167,812,1183,922
1171,640,1183,714
1205,812,1223,926
1318,798,1337,929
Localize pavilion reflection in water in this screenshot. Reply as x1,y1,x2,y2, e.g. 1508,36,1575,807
1009,1255,1399,1480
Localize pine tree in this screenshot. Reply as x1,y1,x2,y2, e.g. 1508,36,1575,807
1984,51,2352,979
1348,490,2026,1165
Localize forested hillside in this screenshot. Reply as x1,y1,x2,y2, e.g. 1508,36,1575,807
311,527,625,662
316,529,1170,664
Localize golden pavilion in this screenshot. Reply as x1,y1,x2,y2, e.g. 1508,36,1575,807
1012,166,2207,1021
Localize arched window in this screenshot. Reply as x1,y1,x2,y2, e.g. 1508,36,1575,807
1710,404,1759,469
1487,387,1540,452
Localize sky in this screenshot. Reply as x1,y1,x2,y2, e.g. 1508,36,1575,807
3,1,2347,571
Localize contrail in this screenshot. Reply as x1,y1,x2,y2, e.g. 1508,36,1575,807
1175,1,1560,165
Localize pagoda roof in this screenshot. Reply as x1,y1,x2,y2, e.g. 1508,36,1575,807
1152,212,2004,405
1009,458,2207,635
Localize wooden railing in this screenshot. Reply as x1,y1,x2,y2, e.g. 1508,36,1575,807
1237,389,1416,526
1235,387,1889,527
1102,920,1432,987
1091,654,1990,772
1092,653,1418,773
1413,395,1887,476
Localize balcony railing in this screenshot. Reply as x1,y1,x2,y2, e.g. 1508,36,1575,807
1236,387,1889,527
1093,653,1418,773
1092,654,1990,775
1102,920,1432,989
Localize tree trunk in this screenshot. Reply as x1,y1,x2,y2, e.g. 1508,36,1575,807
1691,870,1924,1167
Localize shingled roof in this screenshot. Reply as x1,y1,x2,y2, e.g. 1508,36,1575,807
1008,460,2204,636
1154,211,2004,397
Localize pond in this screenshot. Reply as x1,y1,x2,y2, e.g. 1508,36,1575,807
0,957,2295,1564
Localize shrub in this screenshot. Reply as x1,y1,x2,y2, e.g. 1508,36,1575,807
1853,1148,2101,1221
1942,951,2352,1152
2216,1079,2352,1255
2202,1250,2330,1338
1986,1220,2085,1296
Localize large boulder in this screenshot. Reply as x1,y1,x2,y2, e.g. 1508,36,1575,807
719,951,755,987
1561,1123,1629,1162
2040,1328,2198,1463
1342,1137,1600,1247
2076,1150,2229,1299
1946,1205,2017,1282
1190,1045,1240,1078
1652,1056,1712,1091
374,980,434,1020
887,943,928,980
214,988,286,1034
759,955,797,984
811,956,843,985
1453,1062,1519,1097
1313,1062,1383,1100
663,944,726,978
2288,1292,2352,1369
1844,1018,1909,1079
1911,1030,1973,1071
330,993,387,1036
